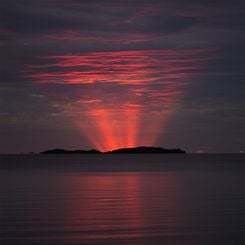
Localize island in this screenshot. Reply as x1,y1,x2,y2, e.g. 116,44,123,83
40,146,186,154
106,146,185,154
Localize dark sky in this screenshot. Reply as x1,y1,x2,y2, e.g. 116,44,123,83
0,0,244,153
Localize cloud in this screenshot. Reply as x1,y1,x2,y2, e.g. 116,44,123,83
0,0,244,152
26,49,211,85
21,48,213,151
4,0,241,41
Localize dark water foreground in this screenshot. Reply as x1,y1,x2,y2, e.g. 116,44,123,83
0,154,244,245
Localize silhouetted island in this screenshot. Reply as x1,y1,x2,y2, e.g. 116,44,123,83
40,146,186,154
106,146,185,154
40,149,102,154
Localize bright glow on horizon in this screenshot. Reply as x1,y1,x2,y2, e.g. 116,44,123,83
26,49,212,151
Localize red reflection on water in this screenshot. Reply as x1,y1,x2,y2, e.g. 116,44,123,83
62,172,184,243
66,174,144,241
27,49,212,151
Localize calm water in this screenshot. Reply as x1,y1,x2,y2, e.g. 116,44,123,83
0,154,244,245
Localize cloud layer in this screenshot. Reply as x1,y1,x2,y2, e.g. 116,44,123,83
0,0,244,152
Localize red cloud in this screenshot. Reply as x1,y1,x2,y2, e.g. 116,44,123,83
26,49,213,151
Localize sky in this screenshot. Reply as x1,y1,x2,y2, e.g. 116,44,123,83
0,0,244,153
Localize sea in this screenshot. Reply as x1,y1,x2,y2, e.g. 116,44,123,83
0,154,244,245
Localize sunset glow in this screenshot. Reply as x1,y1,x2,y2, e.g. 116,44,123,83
27,49,211,151
2,0,244,154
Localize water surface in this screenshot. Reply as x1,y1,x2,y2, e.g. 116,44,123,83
0,154,244,244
